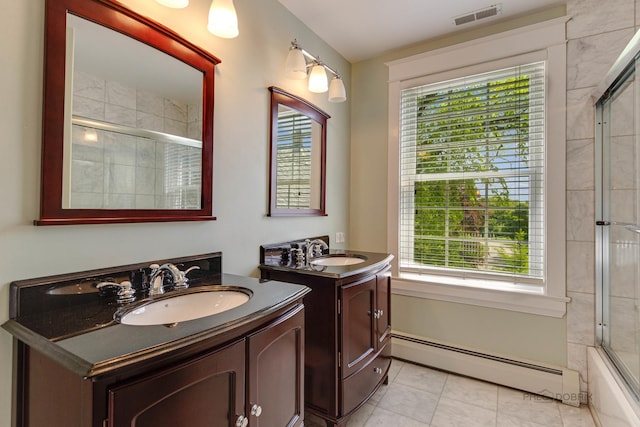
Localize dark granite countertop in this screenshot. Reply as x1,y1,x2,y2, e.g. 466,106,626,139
2,254,310,379
259,249,394,279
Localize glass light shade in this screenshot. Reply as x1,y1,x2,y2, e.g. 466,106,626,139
285,48,307,80
328,77,347,102
208,0,239,38
156,0,189,8
308,64,328,93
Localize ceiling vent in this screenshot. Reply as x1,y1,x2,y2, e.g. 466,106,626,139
453,4,503,26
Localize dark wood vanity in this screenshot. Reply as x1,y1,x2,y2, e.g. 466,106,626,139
259,240,393,427
4,253,309,427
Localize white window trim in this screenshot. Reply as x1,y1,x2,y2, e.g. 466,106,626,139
387,17,569,318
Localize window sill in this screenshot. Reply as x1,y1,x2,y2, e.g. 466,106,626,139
392,273,569,318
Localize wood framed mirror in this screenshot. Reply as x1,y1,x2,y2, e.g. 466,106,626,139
268,87,329,217
36,0,220,225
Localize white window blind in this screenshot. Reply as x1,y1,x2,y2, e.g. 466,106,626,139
399,62,545,281
163,141,201,209
275,110,313,209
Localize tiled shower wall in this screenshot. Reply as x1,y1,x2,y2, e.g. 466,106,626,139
69,70,202,209
565,0,639,399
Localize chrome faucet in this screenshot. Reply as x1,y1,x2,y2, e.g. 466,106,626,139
305,239,329,266
148,263,200,296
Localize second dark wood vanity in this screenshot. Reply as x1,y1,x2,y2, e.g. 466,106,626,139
259,240,393,427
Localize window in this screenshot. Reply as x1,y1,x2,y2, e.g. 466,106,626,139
387,18,568,317
275,109,314,209
400,63,545,284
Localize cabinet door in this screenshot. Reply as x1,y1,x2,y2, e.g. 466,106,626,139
247,305,305,427
340,276,376,379
376,266,391,345
108,339,246,427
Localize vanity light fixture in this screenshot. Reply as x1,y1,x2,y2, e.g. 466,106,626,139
155,0,189,8
207,0,239,38
284,39,347,103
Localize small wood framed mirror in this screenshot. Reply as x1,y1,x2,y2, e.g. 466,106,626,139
268,87,329,217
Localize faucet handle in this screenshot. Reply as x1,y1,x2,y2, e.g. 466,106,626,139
97,280,136,304
174,265,200,290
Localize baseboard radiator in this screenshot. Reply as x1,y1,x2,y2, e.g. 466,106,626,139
391,331,582,406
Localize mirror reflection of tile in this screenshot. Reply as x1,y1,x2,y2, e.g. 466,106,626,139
69,71,202,210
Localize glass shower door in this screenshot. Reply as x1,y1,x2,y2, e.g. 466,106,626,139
597,61,640,396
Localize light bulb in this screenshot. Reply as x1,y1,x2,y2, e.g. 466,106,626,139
328,76,346,102
308,64,328,93
84,128,98,142
208,0,239,38
285,47,307,80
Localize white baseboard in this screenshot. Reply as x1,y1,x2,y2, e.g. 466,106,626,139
392,331,581,406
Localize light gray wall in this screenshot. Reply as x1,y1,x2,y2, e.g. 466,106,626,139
349,0,640,395
0,0,351,424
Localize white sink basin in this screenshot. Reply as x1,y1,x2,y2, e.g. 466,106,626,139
117,288,251,326
311,256,366,267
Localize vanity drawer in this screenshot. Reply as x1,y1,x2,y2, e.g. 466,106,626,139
341,350,391,415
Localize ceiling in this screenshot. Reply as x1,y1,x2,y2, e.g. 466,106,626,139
277,0,563,63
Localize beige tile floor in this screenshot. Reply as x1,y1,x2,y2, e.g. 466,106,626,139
305,359,596,427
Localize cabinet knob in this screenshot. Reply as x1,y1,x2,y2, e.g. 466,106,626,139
374,367,383,374
251,404,262,417
235,415,248,427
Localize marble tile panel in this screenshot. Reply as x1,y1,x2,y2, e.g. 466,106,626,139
104,163,135,194
609,240,638,298
567,342,589,396
73,71,105,102
104,193,136,209
497,386,563,426
566,240,595,294
164,98,188,122
136,138,157,168
430,396,496,427
566,291,596,346
135,195,155,209
164,117,188,138
610,136,635,190
376,382,439,424
609,81,635,137
566,88,595,141
567,0,634,40
103,133,137,166
105,104,137,128
137,90,164,116
188,102,202,123
566,190,595,242
71,141,104,163
609,295,637,353
70,192,104,209
135,167,156,195
188,121,203,141
558,403,597,427
137,112,164,133
106,80,136,110
610,189,637,223
393,361,448,395
440,374,498,411
566,139,594,191
73,95,105,121
364,405,429,427
567,29,635,90
70,160,103,193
